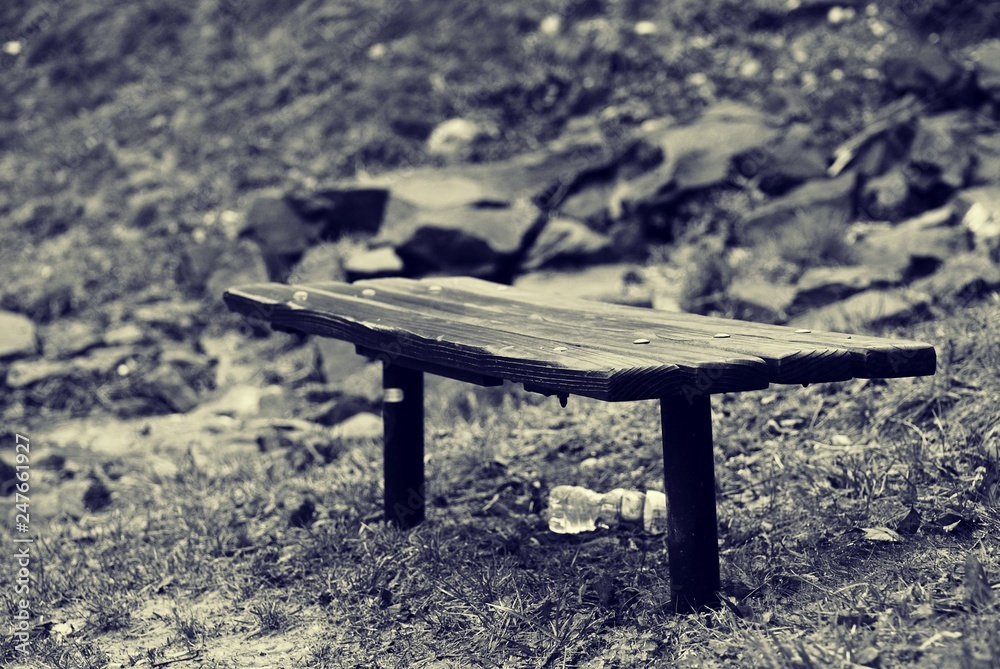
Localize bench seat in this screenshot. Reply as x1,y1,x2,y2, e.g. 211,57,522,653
224,276,936,612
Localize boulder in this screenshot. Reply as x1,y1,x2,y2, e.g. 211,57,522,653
727,278,798,324
739,171,856,244
0,311,37,360
204,240,271,304
911,253,1000,304
907,112,975,193
861,168,910,222
754,123,830,196
853,205,971,277
522,217,615,270
285,186,389,237
241,195,322,281
514,264,654,308
343,246,405,281
788,289,932,332
613,102,782,218
41,319,102,359
789,264,905,314
376,169,544,278
286,242,347,284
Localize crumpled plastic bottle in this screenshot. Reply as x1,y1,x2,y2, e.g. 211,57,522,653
546,485,667,534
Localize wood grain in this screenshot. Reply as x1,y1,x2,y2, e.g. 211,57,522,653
224,274,935,400
224,283,770,401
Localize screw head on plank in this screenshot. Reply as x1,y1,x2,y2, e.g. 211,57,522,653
293,290,308,302
361,288,377,297
633,338,651,344
714,333,730,338
795,329,812,334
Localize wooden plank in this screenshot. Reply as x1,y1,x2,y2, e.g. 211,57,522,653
347,278,856,385
223,284,770,401
300,280,781,378
356,346,503,387
413,277,936,380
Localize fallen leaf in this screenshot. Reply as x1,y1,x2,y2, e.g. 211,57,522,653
861,527,903,542
894,507,921,535
919,630,962,652
964,553,994,611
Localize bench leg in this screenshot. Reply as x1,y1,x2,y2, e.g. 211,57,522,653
382,363,425,528
661,394,721,613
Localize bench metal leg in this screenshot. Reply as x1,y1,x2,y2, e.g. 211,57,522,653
661,393,721,613
382,363,425,528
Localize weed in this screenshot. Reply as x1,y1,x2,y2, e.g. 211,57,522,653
88,592,138,633
248,599,293,633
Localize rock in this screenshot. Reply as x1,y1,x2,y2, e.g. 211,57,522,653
727,278,798,323
883,43,962,98
514,264,654,307
956,187,1000,259
754,124,830,196
522,217,615,270
739,171,856,244
861,168,910,222
141,363,201,413
343,246,405,281
205,240,270,303
970,40,1000,100
911,253,1000,304
789,264,905,314
5,346,134,388
286,242,347,284
907,112,975,193
285,186,389,237
41,319,102,358
853,206,972,277
103,323,145,347
133,299,205,338
0,311,38,360
367,162,554,278
241,195,322,281
330,411,382,441
426,118,493,159
390,200,542,278
613,102,782,219
788,289,932,332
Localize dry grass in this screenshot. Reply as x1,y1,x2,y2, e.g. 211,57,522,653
2,299,998,667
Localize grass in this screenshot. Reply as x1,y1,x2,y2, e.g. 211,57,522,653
2,299,998,667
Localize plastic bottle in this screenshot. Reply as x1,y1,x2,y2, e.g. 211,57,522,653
546,485,668,535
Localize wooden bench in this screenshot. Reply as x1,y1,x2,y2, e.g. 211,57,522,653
223,276,936,612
